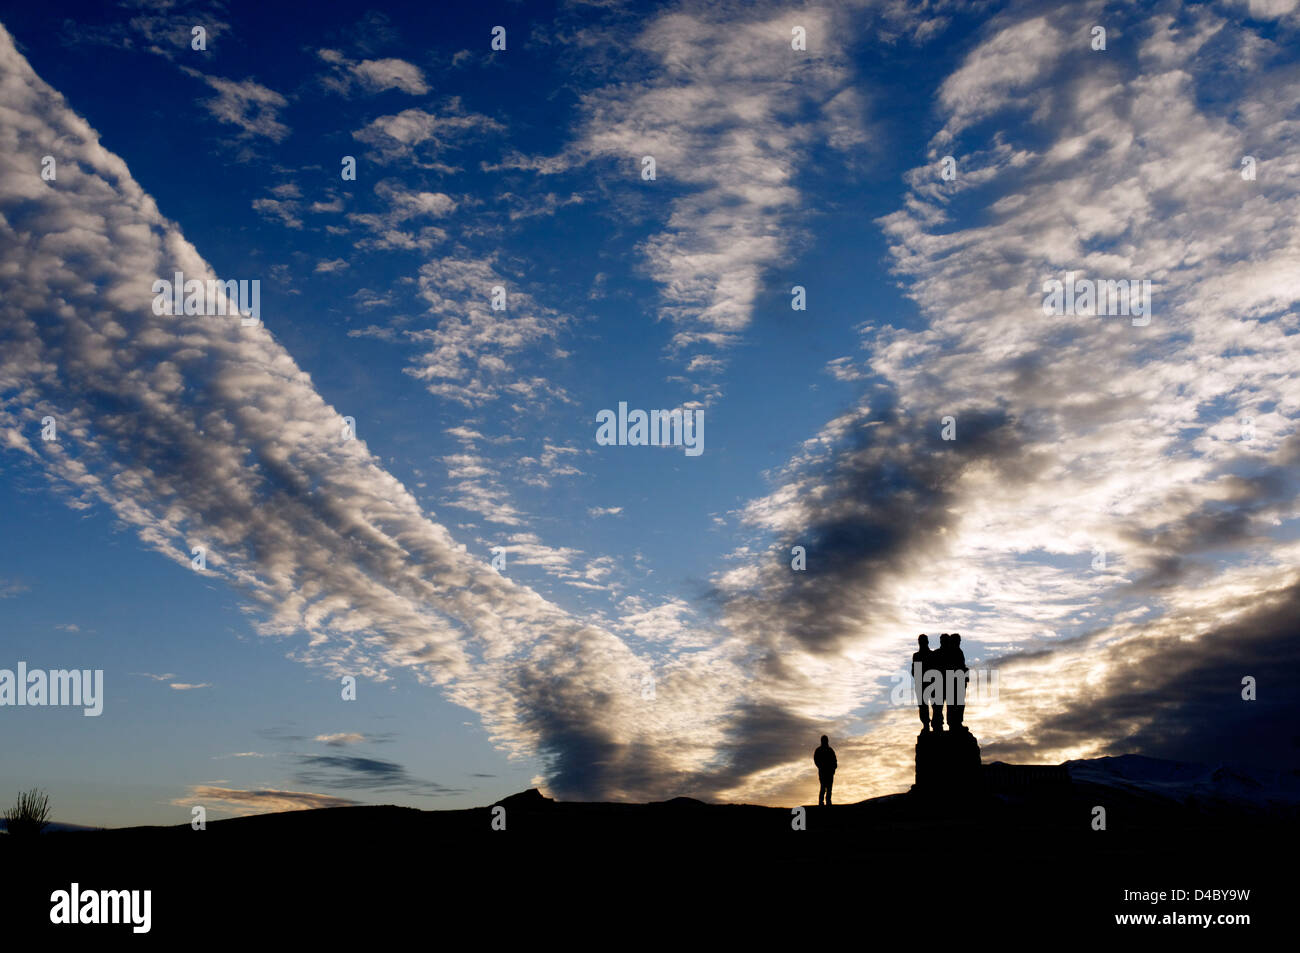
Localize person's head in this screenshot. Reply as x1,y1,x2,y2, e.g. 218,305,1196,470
917,633,929,648
820,734,829,746
939,632,950,647
951,633,961,645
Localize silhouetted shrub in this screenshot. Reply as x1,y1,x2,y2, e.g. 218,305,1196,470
4,788,51,837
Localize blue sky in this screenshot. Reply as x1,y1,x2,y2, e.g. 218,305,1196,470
2,0,1299,826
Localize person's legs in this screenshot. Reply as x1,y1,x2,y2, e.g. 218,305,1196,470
918,704,930,730
949,673,966,728
817,779,826,806
826,775,833,806
931,702,944,730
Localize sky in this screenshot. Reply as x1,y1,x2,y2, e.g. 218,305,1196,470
1,0,1298,827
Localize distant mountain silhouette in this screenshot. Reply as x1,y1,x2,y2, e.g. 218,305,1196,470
1064,753,1300,811
493,788,554,810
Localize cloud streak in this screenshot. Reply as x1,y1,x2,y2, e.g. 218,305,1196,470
0,21,722,802
175,786,360,815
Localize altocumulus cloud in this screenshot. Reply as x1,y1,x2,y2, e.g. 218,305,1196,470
506,0,876,392
0,21,734,803
707,0,1300,803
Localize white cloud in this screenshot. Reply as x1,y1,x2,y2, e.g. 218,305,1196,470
353,104,503,167
343,179,457,250
195,73,290,141
352,58,430,95
397,256,569,407
933,16,1063,144
315,732,366,745
317,50,430,96
503,3,868,379
251,196,302,229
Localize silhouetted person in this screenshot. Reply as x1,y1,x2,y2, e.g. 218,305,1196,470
946,633,970,729
931,633,951,729
912,634,935,730
814,735,837,806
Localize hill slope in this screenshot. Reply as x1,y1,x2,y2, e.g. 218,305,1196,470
4,753,1285,939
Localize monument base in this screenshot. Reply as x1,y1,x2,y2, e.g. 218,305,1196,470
913,726,981,793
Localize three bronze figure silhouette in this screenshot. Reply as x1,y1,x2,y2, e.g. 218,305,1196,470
913,632,969,732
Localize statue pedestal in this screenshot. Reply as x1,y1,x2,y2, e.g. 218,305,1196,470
914,727,981,793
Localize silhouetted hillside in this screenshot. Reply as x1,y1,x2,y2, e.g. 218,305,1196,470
5,754,1284,940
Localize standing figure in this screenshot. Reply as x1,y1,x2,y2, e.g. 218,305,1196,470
946,633,970,729
912,634,934,730
814,735,837,806
932,633,952,730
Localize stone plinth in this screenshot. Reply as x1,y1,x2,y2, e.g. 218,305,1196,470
914,727,981,792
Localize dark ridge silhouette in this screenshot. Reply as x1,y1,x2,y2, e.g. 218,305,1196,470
493,788,553,810
5,751,1290,939
983,762,1072,790
651,796,709,807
